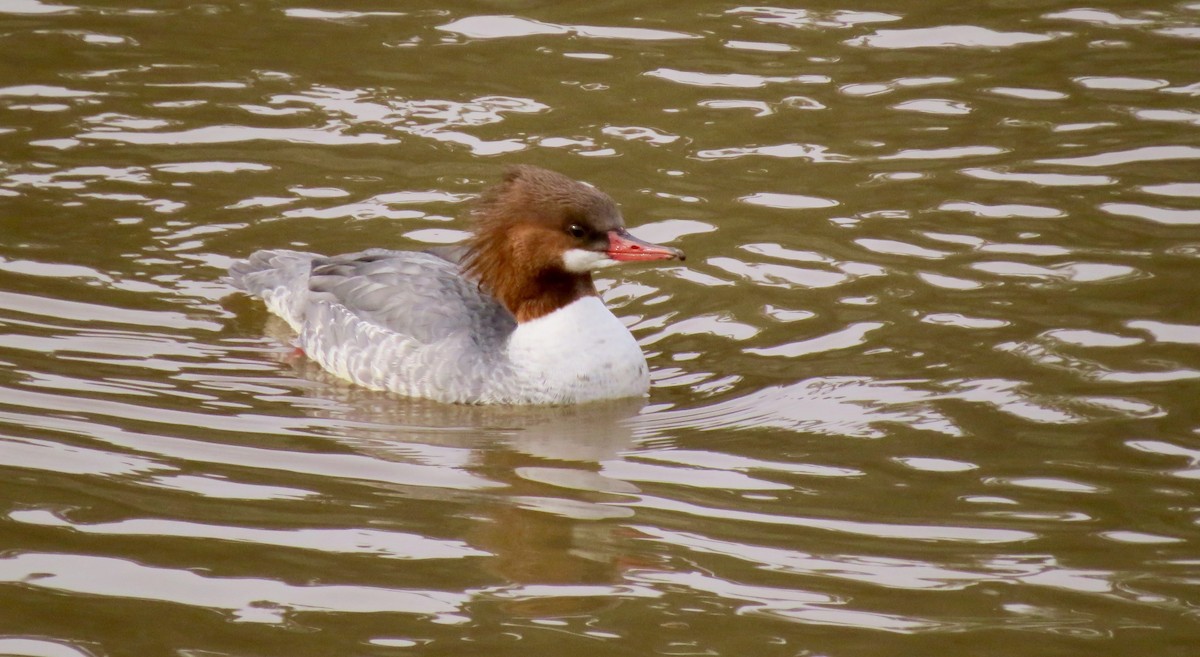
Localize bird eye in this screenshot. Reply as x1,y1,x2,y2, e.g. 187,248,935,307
567,224,586,239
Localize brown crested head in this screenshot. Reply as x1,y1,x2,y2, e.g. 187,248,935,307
464,165,684,323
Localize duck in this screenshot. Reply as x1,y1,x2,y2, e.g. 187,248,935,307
228,165,685,405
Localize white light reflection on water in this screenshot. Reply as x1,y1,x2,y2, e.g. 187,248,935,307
438,16,697,41
625,497,1033,544
9,509,489,559
847,25,1056,49
0,553,467,624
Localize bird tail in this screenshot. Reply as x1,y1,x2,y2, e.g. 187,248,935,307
226,249,319,331
226,249,315,293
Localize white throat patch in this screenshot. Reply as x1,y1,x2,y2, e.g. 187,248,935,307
562,248,619,273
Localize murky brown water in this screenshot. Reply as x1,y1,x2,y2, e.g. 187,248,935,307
3,1,1200,655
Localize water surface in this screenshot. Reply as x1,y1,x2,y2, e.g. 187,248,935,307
2,1,1200,655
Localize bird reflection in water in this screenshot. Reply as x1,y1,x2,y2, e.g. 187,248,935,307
258,313,656,618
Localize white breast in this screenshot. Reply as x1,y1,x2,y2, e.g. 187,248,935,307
503,296,650,404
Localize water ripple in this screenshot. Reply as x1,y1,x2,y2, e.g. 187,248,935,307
0,553,466,623
628,497,1034,544
646,68,829,88
637,377,961,438
4,2,1200,652
848,25,1056,49
438,16,697,41
10,508,489,559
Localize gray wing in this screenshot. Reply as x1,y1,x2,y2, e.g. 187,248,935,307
230,247,516,401
305,248,515,349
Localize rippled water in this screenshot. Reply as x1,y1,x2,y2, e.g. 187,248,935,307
3,1,1200,655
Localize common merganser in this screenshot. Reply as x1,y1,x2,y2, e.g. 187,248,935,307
228,165,685,405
